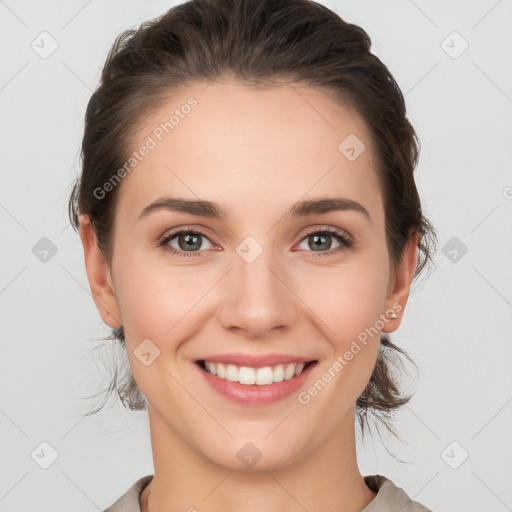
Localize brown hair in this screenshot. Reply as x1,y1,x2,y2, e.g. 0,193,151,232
68,0,437,442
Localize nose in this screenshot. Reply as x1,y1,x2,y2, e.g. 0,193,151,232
216,250,298,339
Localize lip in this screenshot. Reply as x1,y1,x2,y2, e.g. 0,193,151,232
195,353,316,368
194,358,318,406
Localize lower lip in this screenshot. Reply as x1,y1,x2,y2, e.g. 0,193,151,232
195,362,317,406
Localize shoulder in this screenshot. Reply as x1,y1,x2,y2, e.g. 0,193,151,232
362,474,434,512
103,475,153,512
102,473,434,512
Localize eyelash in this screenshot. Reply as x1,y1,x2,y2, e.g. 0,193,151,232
158,226,354,259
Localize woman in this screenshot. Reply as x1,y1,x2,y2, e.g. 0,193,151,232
68,0,437,510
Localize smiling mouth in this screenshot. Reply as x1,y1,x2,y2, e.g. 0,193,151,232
196,359,318,386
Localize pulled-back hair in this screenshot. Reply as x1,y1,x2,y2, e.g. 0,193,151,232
68,0,437,441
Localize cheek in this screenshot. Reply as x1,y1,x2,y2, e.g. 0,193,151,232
306,253,389,394
114,260,196,397
111,248,170,342
300,272,387,417
304,255,390,341
112,249,212,350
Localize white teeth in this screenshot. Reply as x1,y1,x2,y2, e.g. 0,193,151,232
284,363,296,380
225,364,239,382
272,364,284,383
202,360,311,386
205,361,217,375
216,363,226,379
256,366,274,385
239,366,256,385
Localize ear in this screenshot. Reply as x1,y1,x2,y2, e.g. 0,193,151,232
381,230,419,333
79,214,122,329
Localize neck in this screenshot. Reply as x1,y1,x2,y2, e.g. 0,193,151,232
140,405,376,512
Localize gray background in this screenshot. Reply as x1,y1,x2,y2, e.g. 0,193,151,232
1,0,511,511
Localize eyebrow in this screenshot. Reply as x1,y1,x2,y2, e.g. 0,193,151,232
137,196,371,223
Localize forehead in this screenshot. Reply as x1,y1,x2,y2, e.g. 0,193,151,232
116,80,382,225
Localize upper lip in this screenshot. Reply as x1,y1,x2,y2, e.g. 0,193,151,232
196,353,317,368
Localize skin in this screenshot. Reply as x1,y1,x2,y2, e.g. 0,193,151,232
80,80,418,512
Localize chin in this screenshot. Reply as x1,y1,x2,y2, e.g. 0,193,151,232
200,435,308,473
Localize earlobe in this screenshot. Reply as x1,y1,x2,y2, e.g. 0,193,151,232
381,230,419,333
79,214,122,329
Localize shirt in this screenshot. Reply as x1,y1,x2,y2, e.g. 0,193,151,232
103,474,433,511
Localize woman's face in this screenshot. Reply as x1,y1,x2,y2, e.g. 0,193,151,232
81,80,416,471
